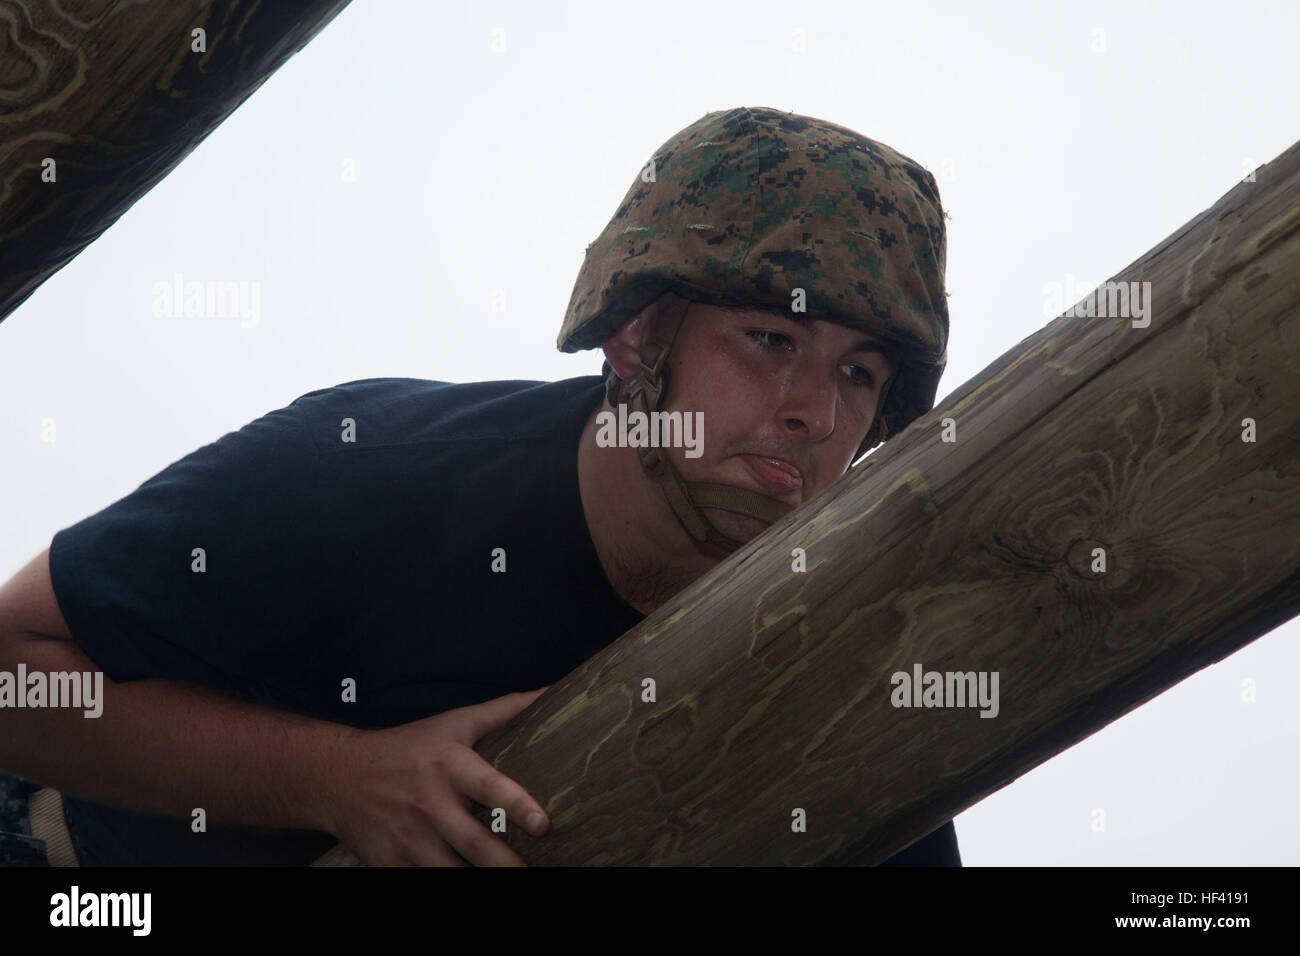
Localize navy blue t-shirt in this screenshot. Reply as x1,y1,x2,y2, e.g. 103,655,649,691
47,374,959,866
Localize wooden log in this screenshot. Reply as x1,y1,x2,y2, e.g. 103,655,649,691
0,0,351,324
313,143,1300,866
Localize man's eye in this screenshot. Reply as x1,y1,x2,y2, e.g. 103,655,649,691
842,363,874,387
748,330,791,350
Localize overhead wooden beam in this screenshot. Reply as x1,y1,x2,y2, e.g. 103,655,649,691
312,143,1300,866
0,0,351,324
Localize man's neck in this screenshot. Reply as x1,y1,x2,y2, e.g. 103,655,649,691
576,401,719,616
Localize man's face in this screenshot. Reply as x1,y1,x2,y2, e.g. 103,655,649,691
656,302,897,543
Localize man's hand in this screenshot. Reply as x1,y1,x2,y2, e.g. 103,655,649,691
319,687,552,866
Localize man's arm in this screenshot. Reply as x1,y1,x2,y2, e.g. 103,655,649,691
0,546,353,832
0,546,551,865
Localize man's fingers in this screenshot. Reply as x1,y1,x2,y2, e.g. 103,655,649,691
395,831,468,867
454,686,551,741
433,806,528,867
446,746,549,837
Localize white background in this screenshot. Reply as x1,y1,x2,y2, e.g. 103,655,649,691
2,0,1297,864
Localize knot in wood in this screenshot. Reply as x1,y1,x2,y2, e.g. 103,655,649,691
1066,537,1114,580
633,703,695,766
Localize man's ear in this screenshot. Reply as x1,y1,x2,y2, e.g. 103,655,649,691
601,314,645,380
601,295,673,380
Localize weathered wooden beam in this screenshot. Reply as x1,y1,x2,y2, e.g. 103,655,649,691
315,140,1300,867
0,0,351,324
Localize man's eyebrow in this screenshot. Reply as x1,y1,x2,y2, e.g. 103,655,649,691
850,337,891,356
841,334,898,364
742,308,897,360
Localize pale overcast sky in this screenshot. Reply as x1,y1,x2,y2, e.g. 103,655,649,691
2,0,1297,865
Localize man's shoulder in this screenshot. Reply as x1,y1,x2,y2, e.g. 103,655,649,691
287,375,604,452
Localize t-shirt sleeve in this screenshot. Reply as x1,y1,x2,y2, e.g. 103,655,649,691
48,399,327,701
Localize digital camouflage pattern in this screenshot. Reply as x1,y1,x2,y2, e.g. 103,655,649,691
558,106,949,455
0,771,48,866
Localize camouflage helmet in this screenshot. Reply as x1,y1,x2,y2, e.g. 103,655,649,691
558,106,949,458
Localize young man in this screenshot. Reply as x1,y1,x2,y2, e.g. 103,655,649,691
0,106,955,866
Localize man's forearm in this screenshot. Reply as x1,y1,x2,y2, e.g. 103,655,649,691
0,631,355,833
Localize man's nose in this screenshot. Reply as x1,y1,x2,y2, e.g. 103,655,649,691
779,359,838,442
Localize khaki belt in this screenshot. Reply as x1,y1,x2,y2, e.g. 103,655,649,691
28,787,80,867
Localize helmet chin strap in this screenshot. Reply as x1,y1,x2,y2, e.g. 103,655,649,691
605,295,798,556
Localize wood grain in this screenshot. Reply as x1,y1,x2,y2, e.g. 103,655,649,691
0,0,351,323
